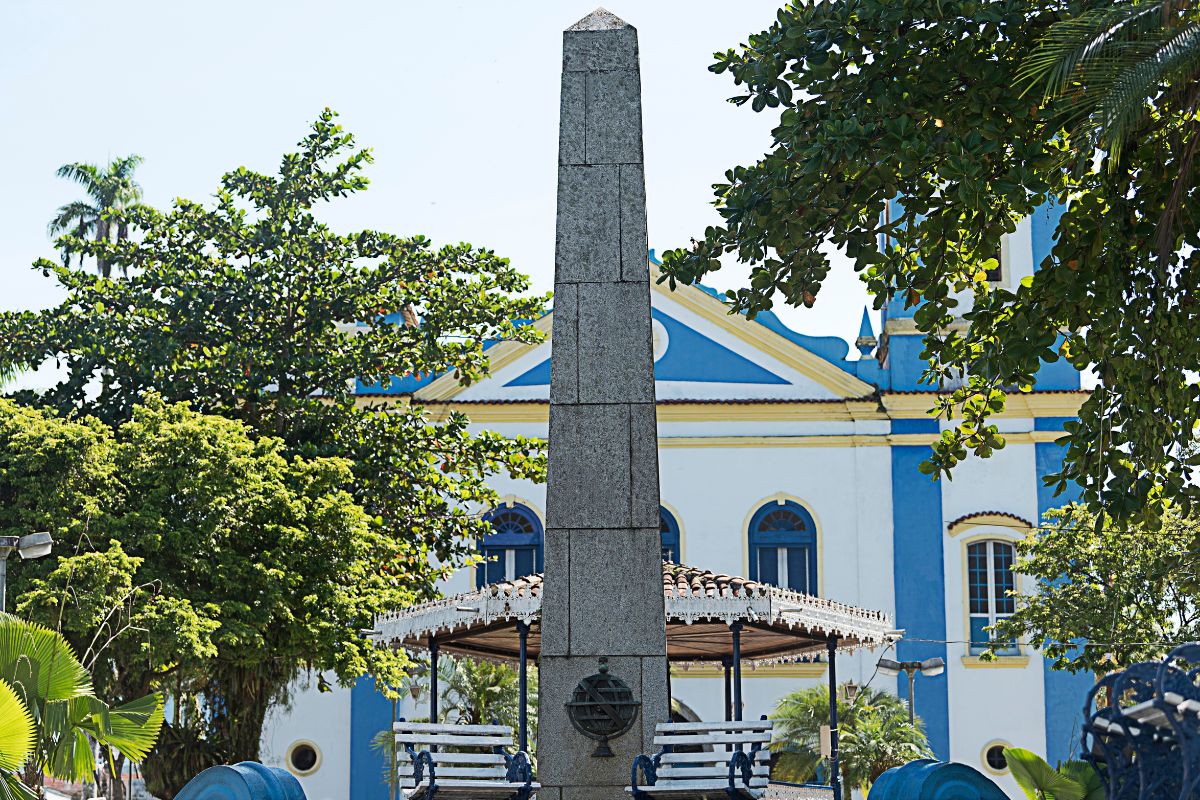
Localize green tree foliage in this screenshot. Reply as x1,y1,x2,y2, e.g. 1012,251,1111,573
770,683,931,798
0,112,547,793
440,656,536,735
990,504,1200,673
0,615,162,800
47,156,143,278
659,0,1200,519
0,395,492,798
1,110,546,585
1003,747,1104,800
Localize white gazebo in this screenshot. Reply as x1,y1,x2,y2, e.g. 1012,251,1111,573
370,563,895,754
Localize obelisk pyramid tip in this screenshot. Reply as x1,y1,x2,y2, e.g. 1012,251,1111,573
567,8,631,31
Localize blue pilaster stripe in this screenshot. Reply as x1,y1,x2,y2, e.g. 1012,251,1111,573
890,429,950,758
350,676,394,800
1037,436,1093,766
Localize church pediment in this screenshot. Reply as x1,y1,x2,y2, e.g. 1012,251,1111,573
406,266,876,404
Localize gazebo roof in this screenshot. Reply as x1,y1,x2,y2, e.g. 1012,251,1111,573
371,563,894,663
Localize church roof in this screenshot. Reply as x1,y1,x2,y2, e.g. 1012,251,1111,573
370,563,894,664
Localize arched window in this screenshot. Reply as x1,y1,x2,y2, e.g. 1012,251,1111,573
967,539,1018,655
660,507,681,563
748,501,817,594
477,503,544,588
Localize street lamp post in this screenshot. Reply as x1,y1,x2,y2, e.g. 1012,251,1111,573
876,656,945,724
0,532,54,613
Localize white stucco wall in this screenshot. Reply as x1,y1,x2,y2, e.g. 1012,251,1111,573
938,437,1045,795
260,675,353,800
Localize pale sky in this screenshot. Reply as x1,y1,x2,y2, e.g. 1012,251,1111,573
0,1,874,384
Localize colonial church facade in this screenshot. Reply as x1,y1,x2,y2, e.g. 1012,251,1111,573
260,206,1091,800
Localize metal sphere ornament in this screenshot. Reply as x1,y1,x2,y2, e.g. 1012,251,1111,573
564,657,641,757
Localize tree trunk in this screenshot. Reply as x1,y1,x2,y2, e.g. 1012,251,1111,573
142,666,287,799
96,219,111,278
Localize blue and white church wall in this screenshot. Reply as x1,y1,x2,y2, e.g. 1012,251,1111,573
263,213,1090,800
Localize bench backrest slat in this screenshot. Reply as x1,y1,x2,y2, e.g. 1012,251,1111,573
653,731,771,747
656,721,773,733
659,751,769,765
395,733,514,747
659,765,770,778
399,751,508,765
394,722,511,736
643,778,770,790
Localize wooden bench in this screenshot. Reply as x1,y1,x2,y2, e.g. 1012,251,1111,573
394,721,537,800
628,720,773,800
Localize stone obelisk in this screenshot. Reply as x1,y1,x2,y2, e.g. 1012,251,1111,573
538,9,668,800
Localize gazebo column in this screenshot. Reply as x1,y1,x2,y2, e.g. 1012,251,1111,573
722,656,733,722
516,621,530,753
730,622,743,722
428,636,440,726
827,637,841,799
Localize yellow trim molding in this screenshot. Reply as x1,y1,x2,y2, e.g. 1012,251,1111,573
881,391,1087,419
671,663,828,679
961,656,1031,669
948,513,1033,538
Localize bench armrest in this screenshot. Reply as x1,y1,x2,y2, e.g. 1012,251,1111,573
410,749,437,786
631,753,660,796
505,751,534,786
728,750,753,790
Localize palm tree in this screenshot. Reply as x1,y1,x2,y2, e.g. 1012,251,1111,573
47,155,144,278
0,614,163,799
1018,0,1200,254
0,678,35,800
771,683,932,799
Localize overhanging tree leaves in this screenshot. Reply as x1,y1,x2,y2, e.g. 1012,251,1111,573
659,0,1200,519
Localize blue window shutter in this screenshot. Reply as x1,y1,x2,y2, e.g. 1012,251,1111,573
515,548,534,577
786,547,810,593
757,547,779,585
486,549,506,584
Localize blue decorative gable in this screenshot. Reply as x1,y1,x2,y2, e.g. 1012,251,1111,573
505,309,789,387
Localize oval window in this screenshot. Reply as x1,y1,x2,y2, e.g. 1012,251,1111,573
984,743,1008,773
287,740,321,776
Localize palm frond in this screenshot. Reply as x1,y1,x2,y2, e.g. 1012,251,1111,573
0,615,92,709
110,155,144,180
74,693,164,761
1093,22,1200,161
0,772,36,800
0,680,34,772
1018,2,1170,98
46,201,98,237
46,724,94,783
54,162,104,196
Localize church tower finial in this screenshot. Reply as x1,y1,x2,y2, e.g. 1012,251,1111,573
855,306,877,357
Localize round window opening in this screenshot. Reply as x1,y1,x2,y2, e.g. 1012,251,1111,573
984,744,1008,772
287,741,321,776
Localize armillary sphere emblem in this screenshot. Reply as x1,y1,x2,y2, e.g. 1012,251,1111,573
564,657,641,757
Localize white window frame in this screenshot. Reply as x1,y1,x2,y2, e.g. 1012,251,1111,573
967,539,1018,655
